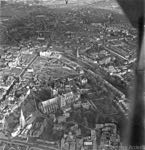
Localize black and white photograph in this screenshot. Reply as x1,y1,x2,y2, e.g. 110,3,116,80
0,0,144,149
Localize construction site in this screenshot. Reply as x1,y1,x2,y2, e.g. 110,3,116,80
0,0,138,149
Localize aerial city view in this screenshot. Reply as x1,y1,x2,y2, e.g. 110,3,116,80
0,0,139,149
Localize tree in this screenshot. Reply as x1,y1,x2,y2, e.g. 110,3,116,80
40,117,54,140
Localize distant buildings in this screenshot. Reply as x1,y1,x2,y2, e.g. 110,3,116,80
2,0,45,5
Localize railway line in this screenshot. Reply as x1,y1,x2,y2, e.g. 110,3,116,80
63,53,125,96
0,137,59,150
62,53,128,117
103,45,128,61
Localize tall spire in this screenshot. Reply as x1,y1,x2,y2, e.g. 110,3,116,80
77,48,79,58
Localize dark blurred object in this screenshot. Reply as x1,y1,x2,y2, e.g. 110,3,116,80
65,0,68,4
1,0,7,7
117,0,145,148
117,0,144,28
